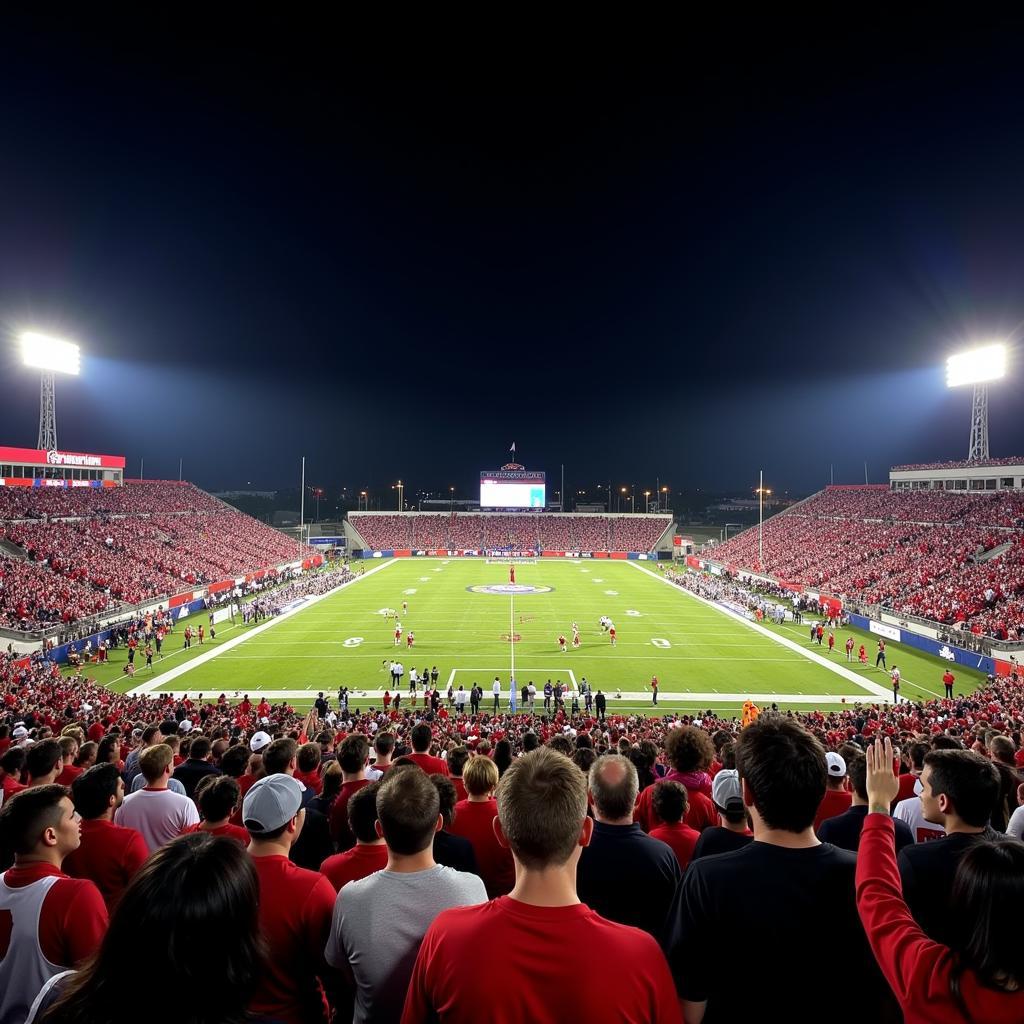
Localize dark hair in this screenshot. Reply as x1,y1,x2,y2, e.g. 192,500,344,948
376,767,439,855
493,740,513,777
41,834,261,1024
189,737,213,761
196,776,241,823
142,725,161,745
220,744,251,779
262,738,298,776
347,781,381,844
96,735,120,765
26,739,62,781
665,726,715,773
931,735,963,751
847,754,869,801
719,741,737,771
75,742,97,768
522,732,540,753
0,784,68,855
1,747,26,778
572,747,597,775
296,743,321,774
431,775,458,826
947,839,1024,1006
446,746,469,778
547,735,573,757
652,780,688,824
627,746,656,791
734,719,826,832
374,732,396,756
71,764,121,820
338,734,369,773
908,741,930,770
923,750,1000,827
410,723,432,753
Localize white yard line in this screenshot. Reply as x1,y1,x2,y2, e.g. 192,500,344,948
627,562,894,701
128,560,400,696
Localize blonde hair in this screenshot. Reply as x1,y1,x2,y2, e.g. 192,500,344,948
463,755,499,796
139,743,173,782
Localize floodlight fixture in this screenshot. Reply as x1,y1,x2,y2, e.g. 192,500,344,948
945,343,1006,389
20,332,81,376
944,342,1008,461
19,330,82,451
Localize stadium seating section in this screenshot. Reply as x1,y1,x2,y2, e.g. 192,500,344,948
708,487,1024,639
348,512,671,553
0,483,308,630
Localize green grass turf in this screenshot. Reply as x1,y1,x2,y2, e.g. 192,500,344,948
75,559,988,716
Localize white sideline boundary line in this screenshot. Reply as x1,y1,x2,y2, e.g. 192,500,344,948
128,560,400,696
627,562,894,701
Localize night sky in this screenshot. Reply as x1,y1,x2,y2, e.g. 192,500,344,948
1,15,1023,503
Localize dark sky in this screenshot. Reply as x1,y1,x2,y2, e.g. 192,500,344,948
1,15,1023,503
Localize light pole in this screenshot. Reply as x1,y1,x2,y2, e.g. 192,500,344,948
21,331,81,451
644,489,651,513
756,470,772,569
393,480,404,511
449,486,455,514
630,486,636,514
661,485,669,512
945,343,1007,461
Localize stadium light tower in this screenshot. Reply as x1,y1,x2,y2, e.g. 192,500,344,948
20,331,80,450
756,469,772,569
945,343,1007,462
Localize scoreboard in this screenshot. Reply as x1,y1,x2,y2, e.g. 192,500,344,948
479,469,546,509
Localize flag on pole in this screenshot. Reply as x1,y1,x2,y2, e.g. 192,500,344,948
509,442,516,454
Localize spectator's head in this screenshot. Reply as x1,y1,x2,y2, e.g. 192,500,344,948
588,754,639,824
496,748,590,871
410,723,432,753
464,755,499,798
338,734,369,775
26,739,62,786
825,752,847,790
493,739,513,776
347,781,381,844
711,768,746,825
320,761,343,802
139,744,174,785
547,735,573,758
665,726,715,773
376,767,440,855
195,775,241,825
71,763,124,821
189,736,213,763
220,743,251,780
0,784,79,863
988,735,1016,768
572,747,597,776
141,724,161,747
96,735,120,765
373,732,396,761
58,735,79,765
242,773,305,845
652,780,688,825
921,750,1000,828
262,737,298,777
296,742,321,774
909,741,929,773
75,741,97,769
431,776,458,828
946,839,1024,997
846,754,869,802
522,732,540,753
0,746,26,784
446,746,469,779
734,719,826,834
45,833,260,1023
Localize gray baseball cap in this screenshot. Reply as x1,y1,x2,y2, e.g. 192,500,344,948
242,774,303,835
711,769,744,812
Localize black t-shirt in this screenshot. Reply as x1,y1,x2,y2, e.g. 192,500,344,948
898,827,1002,945
667,840,886,1023
818,805,914,853
690,826,753,861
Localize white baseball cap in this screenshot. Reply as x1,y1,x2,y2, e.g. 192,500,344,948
825,752,847,777
250,730,272,752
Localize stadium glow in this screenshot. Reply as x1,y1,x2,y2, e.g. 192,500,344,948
945,343,1006,388
20,331,81,375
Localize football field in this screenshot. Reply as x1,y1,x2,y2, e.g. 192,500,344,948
80,558,987,715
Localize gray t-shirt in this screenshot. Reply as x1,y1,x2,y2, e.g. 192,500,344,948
325,864,486,1024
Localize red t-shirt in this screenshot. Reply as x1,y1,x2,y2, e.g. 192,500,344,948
451,777,468,803
405,752,449,776
635,785,717,832
62,818,150,910
229,774,259,827
450,799,514,898
294,769,323,795
894,773,919,807
87,722,106,742
182,821,251,846
1,773,26,801
650,822,701,871
319,843,388,892
329,779,371,849
249,854,337,1024
401,896,682,1024
814,788,854,833
54,764,83,787
0,862,108,966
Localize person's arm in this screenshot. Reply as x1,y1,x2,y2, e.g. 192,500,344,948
681,1000,706,1024
857,738,947,1005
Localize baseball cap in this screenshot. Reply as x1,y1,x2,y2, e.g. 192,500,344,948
12,726,28,740
711,768,743,812
250,730,272,752
242,774,303,835
825,752,847,778
179,719,194,734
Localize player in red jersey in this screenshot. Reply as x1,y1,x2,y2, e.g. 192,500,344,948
558,635,567,652
509,563,516,584
609,626,616,647
827,632,835,654
845,636,855,661
406,631,415,649
394,624,402,646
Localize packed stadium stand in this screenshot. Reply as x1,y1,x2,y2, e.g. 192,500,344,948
706,486,1024,639
0,483,310,631
347,512,672,552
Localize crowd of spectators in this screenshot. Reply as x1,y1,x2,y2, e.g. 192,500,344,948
2,636,1024,1021
707,487,1024,639
891,456,1024,470
0,483,313,631
348,513,671,553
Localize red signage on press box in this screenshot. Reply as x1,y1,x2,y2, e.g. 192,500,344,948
0,446,126,469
